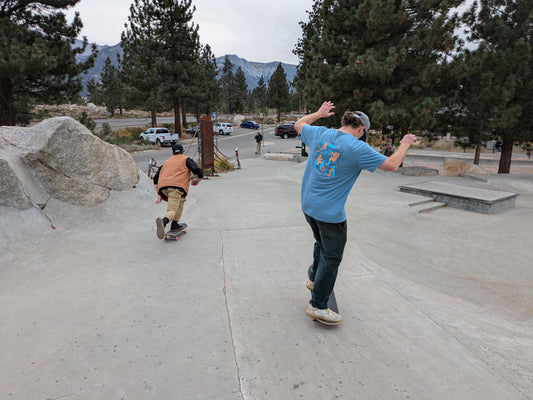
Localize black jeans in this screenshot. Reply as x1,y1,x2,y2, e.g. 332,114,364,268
305,213,347,309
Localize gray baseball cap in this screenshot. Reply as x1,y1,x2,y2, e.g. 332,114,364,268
353,111,370,132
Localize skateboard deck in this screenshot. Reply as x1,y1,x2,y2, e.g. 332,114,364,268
163,223,188,241
307,266,340,326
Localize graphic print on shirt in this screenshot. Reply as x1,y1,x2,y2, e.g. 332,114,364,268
314,141,342,178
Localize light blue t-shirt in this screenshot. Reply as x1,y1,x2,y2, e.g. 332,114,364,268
301,124,387,223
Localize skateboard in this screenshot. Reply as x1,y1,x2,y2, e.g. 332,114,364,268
163,223,188,241
307,266,340,326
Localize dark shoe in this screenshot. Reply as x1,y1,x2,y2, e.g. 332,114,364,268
170,221,183,231
156,218,165,239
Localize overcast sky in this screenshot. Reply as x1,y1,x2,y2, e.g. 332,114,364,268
65,0,315,65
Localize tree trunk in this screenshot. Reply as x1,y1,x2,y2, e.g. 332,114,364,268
498,136,513,174
277,107,281,123
0,78,16,126
173,97,182,139
400,125,409,140
150,105,157,128
195,103,200,124
474,139,482,165
181,98,188,129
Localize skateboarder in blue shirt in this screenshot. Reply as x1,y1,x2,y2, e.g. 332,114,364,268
294,101,417,324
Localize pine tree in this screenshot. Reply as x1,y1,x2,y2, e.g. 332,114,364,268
121,0,199,136
252,75,268,112
0,0,96,125
460,0,533,173
268,63,290,122
121,0,168,128
294,0,461,135
234,67,248,114
219,56,235,114
155,0,199,136
189,44,218,121
100,57,124,117
86,78,104,106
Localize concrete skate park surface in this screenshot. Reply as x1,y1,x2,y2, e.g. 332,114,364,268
1,155,532,399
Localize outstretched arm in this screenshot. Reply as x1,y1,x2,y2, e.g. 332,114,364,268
294,101,336,134
378,134,417,171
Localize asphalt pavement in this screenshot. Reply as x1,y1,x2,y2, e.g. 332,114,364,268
1,152,532,400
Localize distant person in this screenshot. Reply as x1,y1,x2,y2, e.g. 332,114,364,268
495,139,502,153
153,143,203,239
255,131,263,154
294,101,417,325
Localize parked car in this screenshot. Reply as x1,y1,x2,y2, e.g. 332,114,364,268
213,122,233,135
185,126,199,137
139,127,179,146
275,124,298,139
240,120,260,129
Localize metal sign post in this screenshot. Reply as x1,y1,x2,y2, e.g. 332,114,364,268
260,112,264,145
212,111,218,147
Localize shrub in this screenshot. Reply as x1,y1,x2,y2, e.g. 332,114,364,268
107,127,144,145
99,122,113,139
215,156,235,172
79,112,96,131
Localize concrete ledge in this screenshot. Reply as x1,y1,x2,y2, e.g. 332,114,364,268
263,153,295,161
399,181,519,214
398,166,439,176
263,153,307,163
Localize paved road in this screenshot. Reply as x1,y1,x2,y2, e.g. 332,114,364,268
131,125,304,171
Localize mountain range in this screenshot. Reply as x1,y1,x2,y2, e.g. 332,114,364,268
76,41,298,96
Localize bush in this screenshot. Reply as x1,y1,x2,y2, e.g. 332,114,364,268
215,156,235,172
107,127,144,145
99,122,113,140
79,112,96,131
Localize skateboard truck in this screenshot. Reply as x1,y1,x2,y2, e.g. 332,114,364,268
163,223,188,241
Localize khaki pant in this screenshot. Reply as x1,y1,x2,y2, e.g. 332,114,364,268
161,188,186,222
256,141,261,154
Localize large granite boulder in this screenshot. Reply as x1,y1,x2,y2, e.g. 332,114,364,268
443,159,489,177
0,117,139,208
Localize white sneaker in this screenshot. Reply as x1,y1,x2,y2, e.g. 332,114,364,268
306,305,342,325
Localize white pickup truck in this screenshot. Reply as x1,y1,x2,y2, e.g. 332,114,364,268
139,127,179,146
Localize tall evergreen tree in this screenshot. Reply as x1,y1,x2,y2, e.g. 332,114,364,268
86,78,104,106
121,0,167,127
252,75,268,112
294,0,461,135
189,43,219,121
100,57,124,117
460,0,533,173
155,0,199,136
219,55,235,114
121,0,199,136
234,66,248,114
0,0,96,125
268,63,290,122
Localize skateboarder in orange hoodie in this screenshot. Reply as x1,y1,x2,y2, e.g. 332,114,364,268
153,143,203,239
